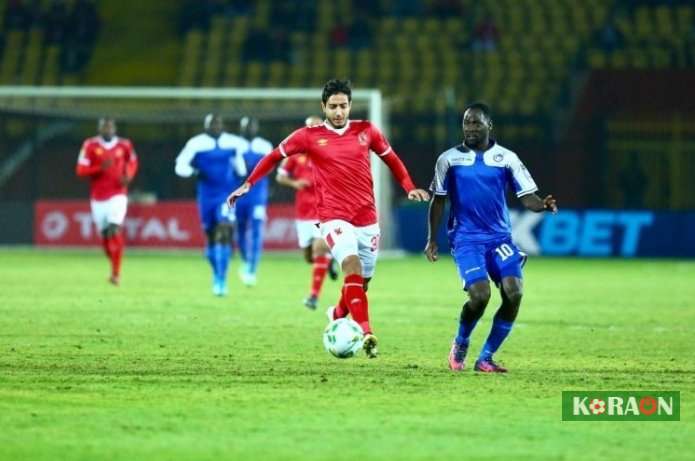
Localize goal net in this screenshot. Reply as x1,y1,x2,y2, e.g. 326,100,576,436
0,86,395,248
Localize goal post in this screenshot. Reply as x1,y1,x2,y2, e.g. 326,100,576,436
0,86,395,248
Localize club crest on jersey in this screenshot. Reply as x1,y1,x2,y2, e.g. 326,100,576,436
115,148,124,157
358,131,369,146
95,147,104,156
317,138,328,146
493,153,504,162
298,155,307,164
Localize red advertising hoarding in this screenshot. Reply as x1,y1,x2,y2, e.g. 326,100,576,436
34,200,298,249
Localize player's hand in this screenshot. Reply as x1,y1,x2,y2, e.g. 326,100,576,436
227,182,251,207
295,179,311,190
408,189,430,202
424,240,438,262
100,157,113,170
543,194,558,213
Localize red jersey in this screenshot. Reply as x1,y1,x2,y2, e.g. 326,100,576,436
278,154,318,220
75,136,138,200
278,120,395,226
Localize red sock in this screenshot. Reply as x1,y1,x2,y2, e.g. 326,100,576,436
310,255,329,297
342,274,371,334
333,286,350,320
106,233,124,277
101,237,112,259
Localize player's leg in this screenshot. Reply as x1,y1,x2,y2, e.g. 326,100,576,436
235,202,248,276
449,243,490,370
320,221,376,348
100,195,128,285
210,222,233,295
475,239,526,373
303,223,332,310
352,223,381,357
243,205,266,285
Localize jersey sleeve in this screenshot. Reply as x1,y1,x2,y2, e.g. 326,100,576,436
368,123,392,157
75,141,101,176
429,153,450,196
507,152,538,197
125,141,138,179
278,128,308,157
175,138,198,177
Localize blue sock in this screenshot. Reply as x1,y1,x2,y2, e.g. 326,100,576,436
213,243,231,282
455,316,480,347
205,244,218,279
479,317,514,361
247,218,264,275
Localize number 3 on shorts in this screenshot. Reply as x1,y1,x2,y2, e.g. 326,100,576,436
495,243,514,261
370,234,380,252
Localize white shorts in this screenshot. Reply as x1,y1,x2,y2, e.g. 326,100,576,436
296,219,321,249
320,219,380,278
90,194,128,232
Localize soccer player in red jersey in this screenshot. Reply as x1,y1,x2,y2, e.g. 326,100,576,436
229,80,430,357
76,118,138,286
276,115,338,311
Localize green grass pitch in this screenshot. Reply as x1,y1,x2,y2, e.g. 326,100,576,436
1,249,693,460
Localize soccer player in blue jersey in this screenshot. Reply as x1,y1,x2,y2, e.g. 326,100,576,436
234,116,274,286
175,114,249,296
425,103,557,373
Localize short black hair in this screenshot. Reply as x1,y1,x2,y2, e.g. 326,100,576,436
464,102,492,122
322,79,352,104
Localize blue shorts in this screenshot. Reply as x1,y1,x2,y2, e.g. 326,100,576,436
451,236,527,290
198,196,234,232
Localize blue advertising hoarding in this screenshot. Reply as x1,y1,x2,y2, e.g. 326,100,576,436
396,206,695,257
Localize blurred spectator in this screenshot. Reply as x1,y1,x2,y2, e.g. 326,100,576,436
4,0,30,30
330,23,349,47
349,14,372,50
61,0,100,72
224,0,252,17
430,0,464,18
597,22,624,53
179,0,218,34
44,0,69,44
353,0,379,17
243,28,272,62
472,15,499,52
389,0,422,17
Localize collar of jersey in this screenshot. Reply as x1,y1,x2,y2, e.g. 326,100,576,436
323,120,351,135
98,136,119,149
457,138,497,153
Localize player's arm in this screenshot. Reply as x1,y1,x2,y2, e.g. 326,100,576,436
231,136,249,177
228,129,307,206
520,193,557,213
424,153,450,262
121,143,138,186
425,194,447,262
276,158,310,190
508,152,557,213
369,124,429,201
75,143,109,177
175,140,198,178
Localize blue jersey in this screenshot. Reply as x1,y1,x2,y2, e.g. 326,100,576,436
175,132,249,202
430,141,538,244
237,136,274,206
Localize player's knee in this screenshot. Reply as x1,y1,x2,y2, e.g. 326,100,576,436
468,284,491,309
341,255,362,276
304,246,313,264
